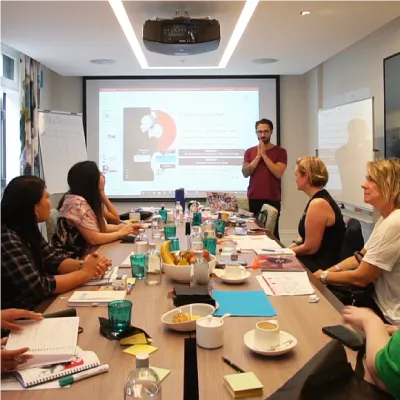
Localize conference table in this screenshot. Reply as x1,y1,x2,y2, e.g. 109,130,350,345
3,220,354,400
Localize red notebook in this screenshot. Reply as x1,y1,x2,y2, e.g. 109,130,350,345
257,255,305,272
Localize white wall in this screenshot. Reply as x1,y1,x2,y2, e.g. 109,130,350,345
279,75,309,242
40,65,82,113
305,16,400,156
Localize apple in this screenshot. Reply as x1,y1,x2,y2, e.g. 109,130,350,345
202,250,211,261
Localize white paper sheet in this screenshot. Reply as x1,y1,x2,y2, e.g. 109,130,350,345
1,375,67,391
119,252,135,268
256,272,315,296
83,266,119,285
254,248,295,255
229,235,281,250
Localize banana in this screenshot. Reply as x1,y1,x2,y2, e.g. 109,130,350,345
160,241,175,264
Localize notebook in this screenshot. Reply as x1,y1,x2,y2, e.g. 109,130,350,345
257,255,305,272
212,290,277,317
68,290,126,306
5,317,79,369
11,349,100,388
224,372,263,398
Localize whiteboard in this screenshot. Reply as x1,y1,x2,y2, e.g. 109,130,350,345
39,111,88,194
318,98,374,211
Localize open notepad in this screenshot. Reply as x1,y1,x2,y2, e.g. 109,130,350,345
256,272,315,296
3,349,100,389
5,317,79,369
68,290,126,306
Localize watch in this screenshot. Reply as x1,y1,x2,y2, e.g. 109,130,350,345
78,261,84,270
320,271,328,284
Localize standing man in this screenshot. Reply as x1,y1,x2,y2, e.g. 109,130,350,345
242,118,287,239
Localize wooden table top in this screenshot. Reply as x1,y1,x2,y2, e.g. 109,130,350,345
2,221,353,400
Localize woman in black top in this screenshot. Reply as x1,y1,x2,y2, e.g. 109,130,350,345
290,157,345,272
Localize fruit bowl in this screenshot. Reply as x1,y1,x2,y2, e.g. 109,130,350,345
162,255,217,283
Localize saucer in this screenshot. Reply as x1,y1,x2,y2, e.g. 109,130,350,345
244,329,297,356
214,269,251,284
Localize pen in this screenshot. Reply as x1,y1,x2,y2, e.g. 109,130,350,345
59,364,109,387
222,357,245,374
262,249,277,252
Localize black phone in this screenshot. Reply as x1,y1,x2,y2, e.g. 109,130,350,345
322,325,365,351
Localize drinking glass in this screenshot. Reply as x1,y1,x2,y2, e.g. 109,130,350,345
164,225,177,240
108,300,132,334
203,237,217,255
159,209,168,224
130,254,147,280
215,219,226,238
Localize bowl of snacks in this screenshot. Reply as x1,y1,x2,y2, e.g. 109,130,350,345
161,303,215,332
161,241,216,283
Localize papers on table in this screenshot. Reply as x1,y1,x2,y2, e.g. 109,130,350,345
254,248,295,256
120,252,134,268
84,266,119,286
256,272,314,296
229,235,281,250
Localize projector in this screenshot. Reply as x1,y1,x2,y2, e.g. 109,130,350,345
143,15,220,56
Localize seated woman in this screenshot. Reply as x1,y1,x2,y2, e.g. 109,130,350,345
51,161,139,259
342,306,400,398
1,309,43,373
1,176,110,310
314,159,400,324
100,173,120,225
290,157,345,272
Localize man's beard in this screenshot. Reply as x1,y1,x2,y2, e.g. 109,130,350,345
260,137,270,144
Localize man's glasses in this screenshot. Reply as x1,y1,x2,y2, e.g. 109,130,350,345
256,130,270,134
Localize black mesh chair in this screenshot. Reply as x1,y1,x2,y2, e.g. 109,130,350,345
340,218,364,260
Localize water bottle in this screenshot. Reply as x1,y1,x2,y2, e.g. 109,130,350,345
190,242,209,287
124,353,161,399
135,229,149,254
145,243,162,286
174,201,183,225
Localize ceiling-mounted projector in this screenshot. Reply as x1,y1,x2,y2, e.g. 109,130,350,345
143,11,220,56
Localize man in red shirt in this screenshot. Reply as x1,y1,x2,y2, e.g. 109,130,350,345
242,118,287,239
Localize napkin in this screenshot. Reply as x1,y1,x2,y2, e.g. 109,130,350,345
98,317,151,341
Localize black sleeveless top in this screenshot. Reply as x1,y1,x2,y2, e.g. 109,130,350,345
297,189,345,272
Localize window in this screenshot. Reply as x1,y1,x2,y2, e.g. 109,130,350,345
1,44,19,91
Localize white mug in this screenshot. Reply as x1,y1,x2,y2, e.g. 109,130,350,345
196,315,224,349
254,320,280,350
224,265,246,279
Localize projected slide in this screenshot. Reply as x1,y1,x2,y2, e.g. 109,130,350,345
318,98,374,210
98,87,260,197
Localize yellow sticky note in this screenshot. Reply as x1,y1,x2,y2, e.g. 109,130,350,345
127,278,136,285
150,366,171,382
123,344,158,356
120,333,148,346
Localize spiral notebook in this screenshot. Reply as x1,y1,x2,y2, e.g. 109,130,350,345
9,349,100,388
5,317,79,369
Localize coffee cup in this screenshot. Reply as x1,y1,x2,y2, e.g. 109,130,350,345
196,315,224,349
224,264,246,279
254,320,280,350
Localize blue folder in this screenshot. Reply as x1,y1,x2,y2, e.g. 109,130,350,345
212,290,277,317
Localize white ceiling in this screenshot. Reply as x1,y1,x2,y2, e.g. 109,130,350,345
1,1,399,76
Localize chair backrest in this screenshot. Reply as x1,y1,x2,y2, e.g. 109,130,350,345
340,218,364,260
257,203,278,234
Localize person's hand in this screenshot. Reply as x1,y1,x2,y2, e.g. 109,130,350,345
1,309,43,332
83,252,109,278
385,324,400,336
259,142,267,158
130,223,143,235
118,224,135,237
313,269,323,280
342,306,382,331
1,338,32,373
99,173,106,193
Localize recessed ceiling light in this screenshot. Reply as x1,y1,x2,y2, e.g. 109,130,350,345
90,59,116,65
300,10,311,16
253,58,278,64
109,0,259,70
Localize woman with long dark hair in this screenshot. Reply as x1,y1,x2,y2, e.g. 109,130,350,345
51,161,137,259
1,176,109,310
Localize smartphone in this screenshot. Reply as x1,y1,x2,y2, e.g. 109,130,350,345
322,325,365,351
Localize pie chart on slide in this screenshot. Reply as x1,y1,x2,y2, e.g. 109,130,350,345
153,110,177,151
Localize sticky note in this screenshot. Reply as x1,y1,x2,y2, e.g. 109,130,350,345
150,366,171,382
123,344,158,356
127,278,136,285
120,333,149,346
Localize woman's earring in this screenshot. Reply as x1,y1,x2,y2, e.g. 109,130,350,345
35,212,40,220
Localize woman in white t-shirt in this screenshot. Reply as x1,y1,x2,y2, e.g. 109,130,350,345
314,158,400,324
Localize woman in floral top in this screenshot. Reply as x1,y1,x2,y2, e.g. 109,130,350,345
51,161,139,259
